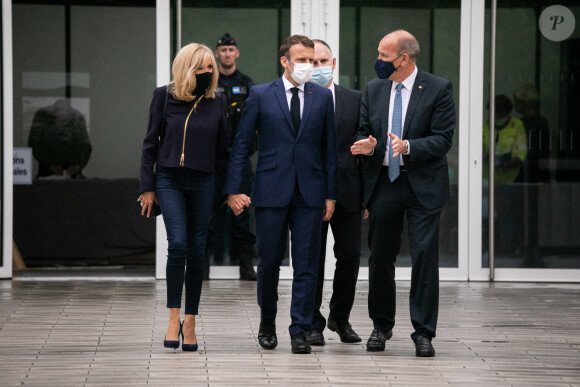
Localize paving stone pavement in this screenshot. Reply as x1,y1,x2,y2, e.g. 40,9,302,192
0,279,579,386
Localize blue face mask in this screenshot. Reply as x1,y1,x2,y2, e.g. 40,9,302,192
311,66,333,87
374,54,403,79
494,117,509,129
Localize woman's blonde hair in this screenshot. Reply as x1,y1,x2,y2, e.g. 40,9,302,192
168,43,218,101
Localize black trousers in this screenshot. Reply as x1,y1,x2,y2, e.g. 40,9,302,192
367,168,441,341
312,202,361,332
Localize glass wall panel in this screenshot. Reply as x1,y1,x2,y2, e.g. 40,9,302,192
340,0,461,268
12,1,156,268
181,0,291,268
483,1,580,268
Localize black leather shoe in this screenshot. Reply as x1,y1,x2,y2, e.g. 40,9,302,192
258,323,277,350
415,335,435,357
291,332,312,354
306,329,325,346
327,316,361,343
366,328,393,352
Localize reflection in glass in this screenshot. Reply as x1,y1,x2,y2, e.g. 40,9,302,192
28,99,91,180
483,1,580,269
12,1,157,268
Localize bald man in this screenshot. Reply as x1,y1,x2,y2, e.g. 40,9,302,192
351,30,455,357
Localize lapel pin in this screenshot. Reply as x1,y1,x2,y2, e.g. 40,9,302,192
418,86,423,89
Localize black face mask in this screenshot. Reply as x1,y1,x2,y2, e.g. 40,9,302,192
194,72,212,95
374,54,403,79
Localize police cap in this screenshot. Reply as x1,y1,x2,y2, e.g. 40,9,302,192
217,33,237,47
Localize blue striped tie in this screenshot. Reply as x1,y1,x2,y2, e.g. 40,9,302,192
388,83,403,182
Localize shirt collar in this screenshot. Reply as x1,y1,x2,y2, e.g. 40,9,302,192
328,82,335,94
392,65,418,92
328,82,336,105
282,75,305,92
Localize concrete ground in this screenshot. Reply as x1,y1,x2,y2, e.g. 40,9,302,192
1,278,579,386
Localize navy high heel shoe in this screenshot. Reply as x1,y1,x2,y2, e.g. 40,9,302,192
181,321,198,352
163,321,181,349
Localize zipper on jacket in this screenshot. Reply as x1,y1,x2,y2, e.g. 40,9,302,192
180,95,204,167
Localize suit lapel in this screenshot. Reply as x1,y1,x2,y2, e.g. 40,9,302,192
403,70,425,139
297,82,313,139
334,84,343,128
274,78,295,133
381,80,393,144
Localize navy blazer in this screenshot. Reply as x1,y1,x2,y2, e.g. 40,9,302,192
356,70,455,209
224,77,338,208
334,84,363,213
139,86,228,193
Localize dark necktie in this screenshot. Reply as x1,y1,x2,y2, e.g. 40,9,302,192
388,83,404,182
290,87,301,135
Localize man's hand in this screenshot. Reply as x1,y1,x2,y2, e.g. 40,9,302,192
389,133,407,157
227,194,251,216
351,135,377,155
322,199,335,221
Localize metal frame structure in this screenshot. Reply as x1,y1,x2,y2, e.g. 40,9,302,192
1,0,12,279
2,0,578,282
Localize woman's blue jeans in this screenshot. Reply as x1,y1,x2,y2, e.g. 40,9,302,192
155,166,215,315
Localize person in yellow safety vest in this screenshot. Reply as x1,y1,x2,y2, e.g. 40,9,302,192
483,94,527,185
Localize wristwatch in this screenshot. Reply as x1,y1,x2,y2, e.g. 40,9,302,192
404,140,409,154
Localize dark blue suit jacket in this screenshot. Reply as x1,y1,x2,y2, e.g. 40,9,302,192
356,70,455,210
225,77,338,208
334,84,363,213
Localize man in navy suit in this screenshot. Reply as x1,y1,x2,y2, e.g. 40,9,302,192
351,30,455,357
225,35,338,354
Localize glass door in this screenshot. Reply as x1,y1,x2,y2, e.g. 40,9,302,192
12,0,157,275
339,0,466,280
481,0,580,281
175,0,291,279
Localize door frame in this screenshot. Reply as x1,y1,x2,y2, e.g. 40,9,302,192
155,0,170,279
1,0,13,279
157,0,472,281
154,0,579,282
292,0,469,281
466,0,580,282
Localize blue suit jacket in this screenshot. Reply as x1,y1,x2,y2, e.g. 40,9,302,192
225,77,338,208
356,70,456,209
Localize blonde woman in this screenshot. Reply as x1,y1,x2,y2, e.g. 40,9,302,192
139,43,228,351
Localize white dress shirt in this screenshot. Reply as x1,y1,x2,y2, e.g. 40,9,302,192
328,82,336,108
383,65,418,166
282,75,304,117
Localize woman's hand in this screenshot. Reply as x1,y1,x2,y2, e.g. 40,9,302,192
227,194,251,216
141,191,158,218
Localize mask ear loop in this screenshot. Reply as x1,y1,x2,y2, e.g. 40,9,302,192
395,53,405,71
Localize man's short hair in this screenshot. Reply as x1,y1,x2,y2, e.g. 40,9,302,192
312,39,332,55
279,35,314,58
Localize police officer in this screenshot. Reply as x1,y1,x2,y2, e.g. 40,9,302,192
206,33,257,280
